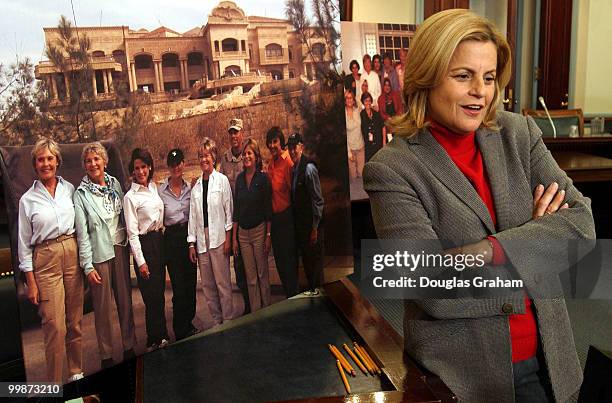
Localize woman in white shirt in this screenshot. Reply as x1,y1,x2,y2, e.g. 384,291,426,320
17,138,84,383
73,142,136,369
345,89,364,179
188,138,234,326
123,148,169,351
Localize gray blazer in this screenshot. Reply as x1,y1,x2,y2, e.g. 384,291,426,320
363,110,595,403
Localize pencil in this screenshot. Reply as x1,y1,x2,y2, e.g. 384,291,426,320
356,342,381,375
337,359,351,394
331,344,356,376
343,343,368,375
353,344,374,375
328,344,353,376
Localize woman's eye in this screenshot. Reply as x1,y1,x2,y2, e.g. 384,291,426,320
485,76,496,83
455,73,470,80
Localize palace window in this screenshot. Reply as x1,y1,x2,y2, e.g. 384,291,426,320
162,53,178,68
135,54,152,69
222,38,238,52
265,43,283,58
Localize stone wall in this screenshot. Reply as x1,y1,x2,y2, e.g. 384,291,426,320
136,90,308,166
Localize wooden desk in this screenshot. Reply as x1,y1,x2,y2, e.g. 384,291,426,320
552,151,612,183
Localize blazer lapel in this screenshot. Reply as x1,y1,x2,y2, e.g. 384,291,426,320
477,127,511,232
83,188,107,222
408,128,496,234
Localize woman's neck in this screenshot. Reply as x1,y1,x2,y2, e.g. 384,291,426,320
42,176,57,192
90,174,106,186
170,175,183,186
245,166,255,175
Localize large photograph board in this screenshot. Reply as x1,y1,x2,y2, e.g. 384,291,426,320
0,0,352,384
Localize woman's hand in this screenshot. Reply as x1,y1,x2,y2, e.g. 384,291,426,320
533,183,569,219
27,281,39,306
139,263,150,280
189,246,197,264
264,235,272,255
309,228,318,247
87,269,103,286
233,240,239,257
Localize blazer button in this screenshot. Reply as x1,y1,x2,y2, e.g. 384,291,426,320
502,303,514,314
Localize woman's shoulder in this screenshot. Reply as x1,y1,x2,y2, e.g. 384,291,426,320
492,110,537,149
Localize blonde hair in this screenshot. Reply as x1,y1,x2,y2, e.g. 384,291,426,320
31,137,62,167
391,9,512,137
242,138,263,171
81,142,108,167
198,137,218,165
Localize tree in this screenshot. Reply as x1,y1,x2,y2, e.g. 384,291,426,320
44,15,97,142
284,0,347,190
285,0,341,82
0,58,41,145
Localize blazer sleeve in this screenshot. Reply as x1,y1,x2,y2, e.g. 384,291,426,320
491,116,596,288
73,191,95,275
187,187,197,245
222,175,233,232
364,159,524,320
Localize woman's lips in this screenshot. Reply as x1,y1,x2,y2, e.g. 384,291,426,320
461,105,483,117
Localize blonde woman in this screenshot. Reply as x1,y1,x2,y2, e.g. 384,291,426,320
188,139,234,326
364,9,593,403
18,138,84,383
73,142,136,369
232,139,272,312
345,90,364,179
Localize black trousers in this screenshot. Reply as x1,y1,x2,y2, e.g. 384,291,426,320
164,223,197,339
137,231,168,346
296,225,324,290
232,237,250,312
513,352,555,403
271,208,298,298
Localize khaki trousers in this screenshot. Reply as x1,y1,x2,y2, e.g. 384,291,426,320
238,222,270,312
348,147,365,179
33,236,84,383
197,228,233,325
91,245,136,360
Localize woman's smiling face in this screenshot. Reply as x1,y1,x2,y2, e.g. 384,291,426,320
428,40,497,134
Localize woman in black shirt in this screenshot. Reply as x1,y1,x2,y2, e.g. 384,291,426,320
232,138,272,312
360,92,386,161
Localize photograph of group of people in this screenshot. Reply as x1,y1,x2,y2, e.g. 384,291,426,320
341,22,415,200
6,112,350,383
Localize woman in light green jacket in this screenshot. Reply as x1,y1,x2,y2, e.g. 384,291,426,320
73,142,136,369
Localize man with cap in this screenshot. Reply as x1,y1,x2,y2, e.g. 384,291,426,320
287,133,325,295
159,148,199,340
219,118,251,314
265,127,299,298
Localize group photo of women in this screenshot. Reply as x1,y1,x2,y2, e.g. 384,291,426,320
12,110,332,382
343,41,407,200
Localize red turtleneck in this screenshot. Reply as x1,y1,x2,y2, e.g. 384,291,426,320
429,121,538,363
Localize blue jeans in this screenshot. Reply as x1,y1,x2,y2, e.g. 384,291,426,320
513,356,555,403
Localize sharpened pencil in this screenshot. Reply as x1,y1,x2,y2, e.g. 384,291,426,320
337,359,351,394
343,343,368,375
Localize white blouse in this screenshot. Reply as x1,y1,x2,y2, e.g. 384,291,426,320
18,177,75,272
123,181,164,267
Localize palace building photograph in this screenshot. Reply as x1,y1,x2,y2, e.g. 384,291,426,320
34,1,330,105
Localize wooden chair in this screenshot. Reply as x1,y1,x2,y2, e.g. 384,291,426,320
522,108,585,137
